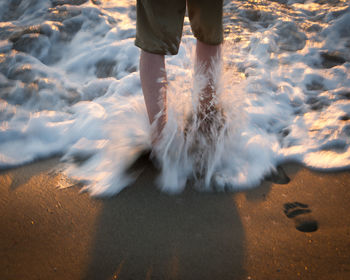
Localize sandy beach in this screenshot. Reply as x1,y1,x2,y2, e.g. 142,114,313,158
1,157,349,280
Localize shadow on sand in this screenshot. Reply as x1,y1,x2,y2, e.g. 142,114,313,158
83,156,248,280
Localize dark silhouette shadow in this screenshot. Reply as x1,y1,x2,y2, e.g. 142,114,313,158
83,157,246,280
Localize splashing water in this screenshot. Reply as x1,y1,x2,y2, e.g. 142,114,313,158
0,0,350,196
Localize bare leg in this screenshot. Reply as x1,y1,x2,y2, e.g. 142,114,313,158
195,40,222,137
140,42,221,142
139,50,167,143
195,40,222,124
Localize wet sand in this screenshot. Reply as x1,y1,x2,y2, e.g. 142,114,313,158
1,157,350,280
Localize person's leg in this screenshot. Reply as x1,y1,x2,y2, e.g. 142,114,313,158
187,0,223,123
195,40,222,117
139,50,167,143
135,0,186,144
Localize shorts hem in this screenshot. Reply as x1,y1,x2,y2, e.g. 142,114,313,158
135,39,179,56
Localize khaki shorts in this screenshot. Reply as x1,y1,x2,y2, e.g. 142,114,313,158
135,0,223,55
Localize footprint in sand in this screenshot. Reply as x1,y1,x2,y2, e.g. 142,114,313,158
283,202,318,232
